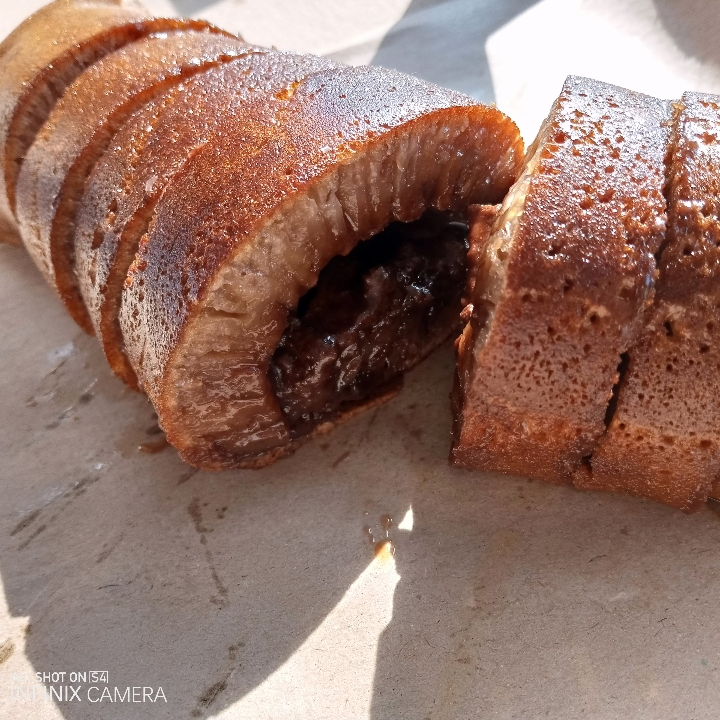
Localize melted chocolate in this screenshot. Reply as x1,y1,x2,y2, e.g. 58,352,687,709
269,211,468,437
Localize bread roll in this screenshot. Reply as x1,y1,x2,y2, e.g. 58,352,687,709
0,0,224,244
577,92,720,511
75,50,337,388
451,76,671,484
17,28,247,333
115,65,522,468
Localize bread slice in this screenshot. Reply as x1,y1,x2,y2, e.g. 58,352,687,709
16,29,247,333
451,76,672,483
576,92,720,511
0,0,223,244
118,65,523,469
74,49,338,388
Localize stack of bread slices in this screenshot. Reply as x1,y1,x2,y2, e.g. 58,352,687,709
453,77,720,512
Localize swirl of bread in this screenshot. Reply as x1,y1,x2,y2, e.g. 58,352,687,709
3,0,523,468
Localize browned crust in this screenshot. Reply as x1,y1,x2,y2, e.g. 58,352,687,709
577,92,720,512
16,29,247,333
0,0,228,239
74,50,337,387
451,76,672,483
119,64,522,468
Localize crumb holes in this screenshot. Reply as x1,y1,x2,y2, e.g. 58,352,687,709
666,363,673,371
618,423,626,430
563,277,574,293
683,246,693,256
619,286,633,301
707,321,715,332
664,320,673,336
497,248,508,261
637,393,644,400
521,292,532,302
583,343,591,354
700,343,710,353
91,227,104,251
700,440,712,449
589,313,599,325
547,326,555,335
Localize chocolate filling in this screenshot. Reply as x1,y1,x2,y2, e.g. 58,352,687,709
269,210,469,437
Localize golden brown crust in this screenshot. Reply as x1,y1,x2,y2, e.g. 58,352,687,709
119,64,522,468
577,92,720,512
0,0,224,240
451,76,672,483
16,28,247,333
74,49,338,387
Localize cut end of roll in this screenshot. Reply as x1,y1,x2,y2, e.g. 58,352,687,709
451,75,672,484
120,66,523,468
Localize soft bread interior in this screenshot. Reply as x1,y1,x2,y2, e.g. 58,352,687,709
456,114,553,397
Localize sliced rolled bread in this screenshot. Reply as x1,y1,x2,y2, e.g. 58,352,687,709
0,0,225,244
17,28,248,333
576,92,720,511
452,76,672,484
118,65,522,468
6,1,523,468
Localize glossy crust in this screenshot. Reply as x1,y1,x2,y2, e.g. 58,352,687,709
119,65,523,468
16,28,246,333
577,93,720,511
451,76,672,483
0,0,222,243
75,49,337,387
